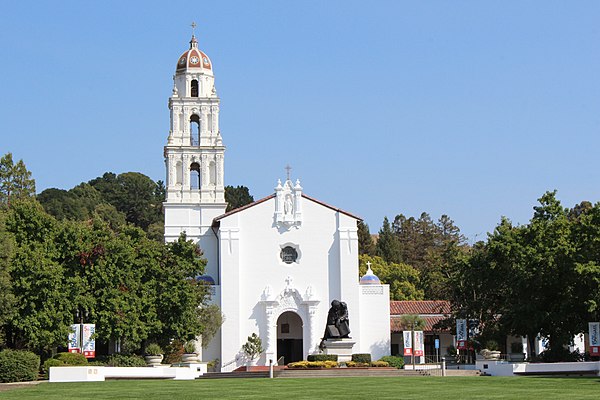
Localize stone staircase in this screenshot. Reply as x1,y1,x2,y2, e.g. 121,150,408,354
198,371,270,379
198,368,480,379
275,368,426,378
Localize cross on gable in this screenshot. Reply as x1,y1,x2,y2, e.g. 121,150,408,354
366,261,372,269
285,164,292,181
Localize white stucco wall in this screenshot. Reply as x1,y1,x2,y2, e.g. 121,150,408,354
358,284,391,361
215,195,362,370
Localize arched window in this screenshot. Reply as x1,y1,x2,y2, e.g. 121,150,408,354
190,162,201,190
175,161,183,185
190,114,201,145
209,161,216,185
191,79,199,97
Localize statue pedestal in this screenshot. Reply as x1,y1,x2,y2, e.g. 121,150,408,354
322,339,355,363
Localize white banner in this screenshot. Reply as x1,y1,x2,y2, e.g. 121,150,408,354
68,324,80,353
403,330,413,356
589,322,600,346
414,331,424,356
456,319,467,341
82,324,96,358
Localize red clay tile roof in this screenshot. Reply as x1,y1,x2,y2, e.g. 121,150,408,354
390,315,450,333
390,300,450,316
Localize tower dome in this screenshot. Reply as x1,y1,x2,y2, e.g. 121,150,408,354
175,35,213,75
359,263,381,285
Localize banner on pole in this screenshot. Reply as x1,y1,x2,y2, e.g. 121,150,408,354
589,322,600,356
68,324,81,354
456,319,467,349
82,324,96,358
414,331,424,356
403,330,413,356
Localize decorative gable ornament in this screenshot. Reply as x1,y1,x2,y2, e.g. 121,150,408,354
274,179,302,228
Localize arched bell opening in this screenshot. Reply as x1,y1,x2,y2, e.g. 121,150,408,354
191,79,199,97
190,162,201,190
190,114,201,146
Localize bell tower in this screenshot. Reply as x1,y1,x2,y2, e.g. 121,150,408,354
163,30,227,272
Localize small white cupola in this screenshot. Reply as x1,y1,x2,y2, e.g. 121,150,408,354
360,261,381,285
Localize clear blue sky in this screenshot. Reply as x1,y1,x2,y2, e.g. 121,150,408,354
1,1,599,241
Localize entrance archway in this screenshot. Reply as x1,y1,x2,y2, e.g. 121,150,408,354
276,311,303,364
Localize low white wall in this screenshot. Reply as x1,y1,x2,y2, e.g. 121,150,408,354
476,360,600,377
49,364,207,383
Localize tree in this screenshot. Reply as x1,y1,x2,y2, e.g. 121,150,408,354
0,212,16,346
225,185,254,212
357,221,375,255
449,191,600,360
89,172,164,230
3,199,72,353
376,217,401,263
359,255,423,300
0,153,35,206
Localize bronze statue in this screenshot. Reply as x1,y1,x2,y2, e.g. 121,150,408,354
319,300,350,350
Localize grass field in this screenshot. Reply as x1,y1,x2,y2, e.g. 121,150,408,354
1,376,599,399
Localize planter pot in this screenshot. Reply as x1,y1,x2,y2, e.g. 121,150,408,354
181,353,200,363
247,358,258,367
480,349,501,360
145,354,163,367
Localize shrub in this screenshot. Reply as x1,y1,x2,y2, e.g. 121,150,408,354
370,361,390,367
287,361,338,369
183,341,197,354
103,354,147,367
145,343,163,356
351,353,371,363
42,358,66,379
446,345,457,356
242,333,264,360
510,342,524,353
54,352,88,366
42,352,89,379
484,340,500,351
378,355,404,369
0,349,40,383
307,354,338,362
346,361,369,367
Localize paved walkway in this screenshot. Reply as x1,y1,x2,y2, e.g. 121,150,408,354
0,380,43,392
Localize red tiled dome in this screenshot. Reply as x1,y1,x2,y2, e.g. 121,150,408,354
176,35,212,72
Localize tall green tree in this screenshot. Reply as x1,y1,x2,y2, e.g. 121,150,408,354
0,153,35,206
0,212,16,346
376,217,401,263
224,185,254,212
357,221,375,256
4,199,72,352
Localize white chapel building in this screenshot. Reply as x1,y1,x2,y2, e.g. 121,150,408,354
163,34,390,371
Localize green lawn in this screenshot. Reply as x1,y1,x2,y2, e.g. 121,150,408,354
1,377,599,400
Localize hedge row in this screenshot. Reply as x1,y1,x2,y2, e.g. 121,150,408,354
378,355,405,369
307,354,338,362
351,353,372,363
287,361,339,369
